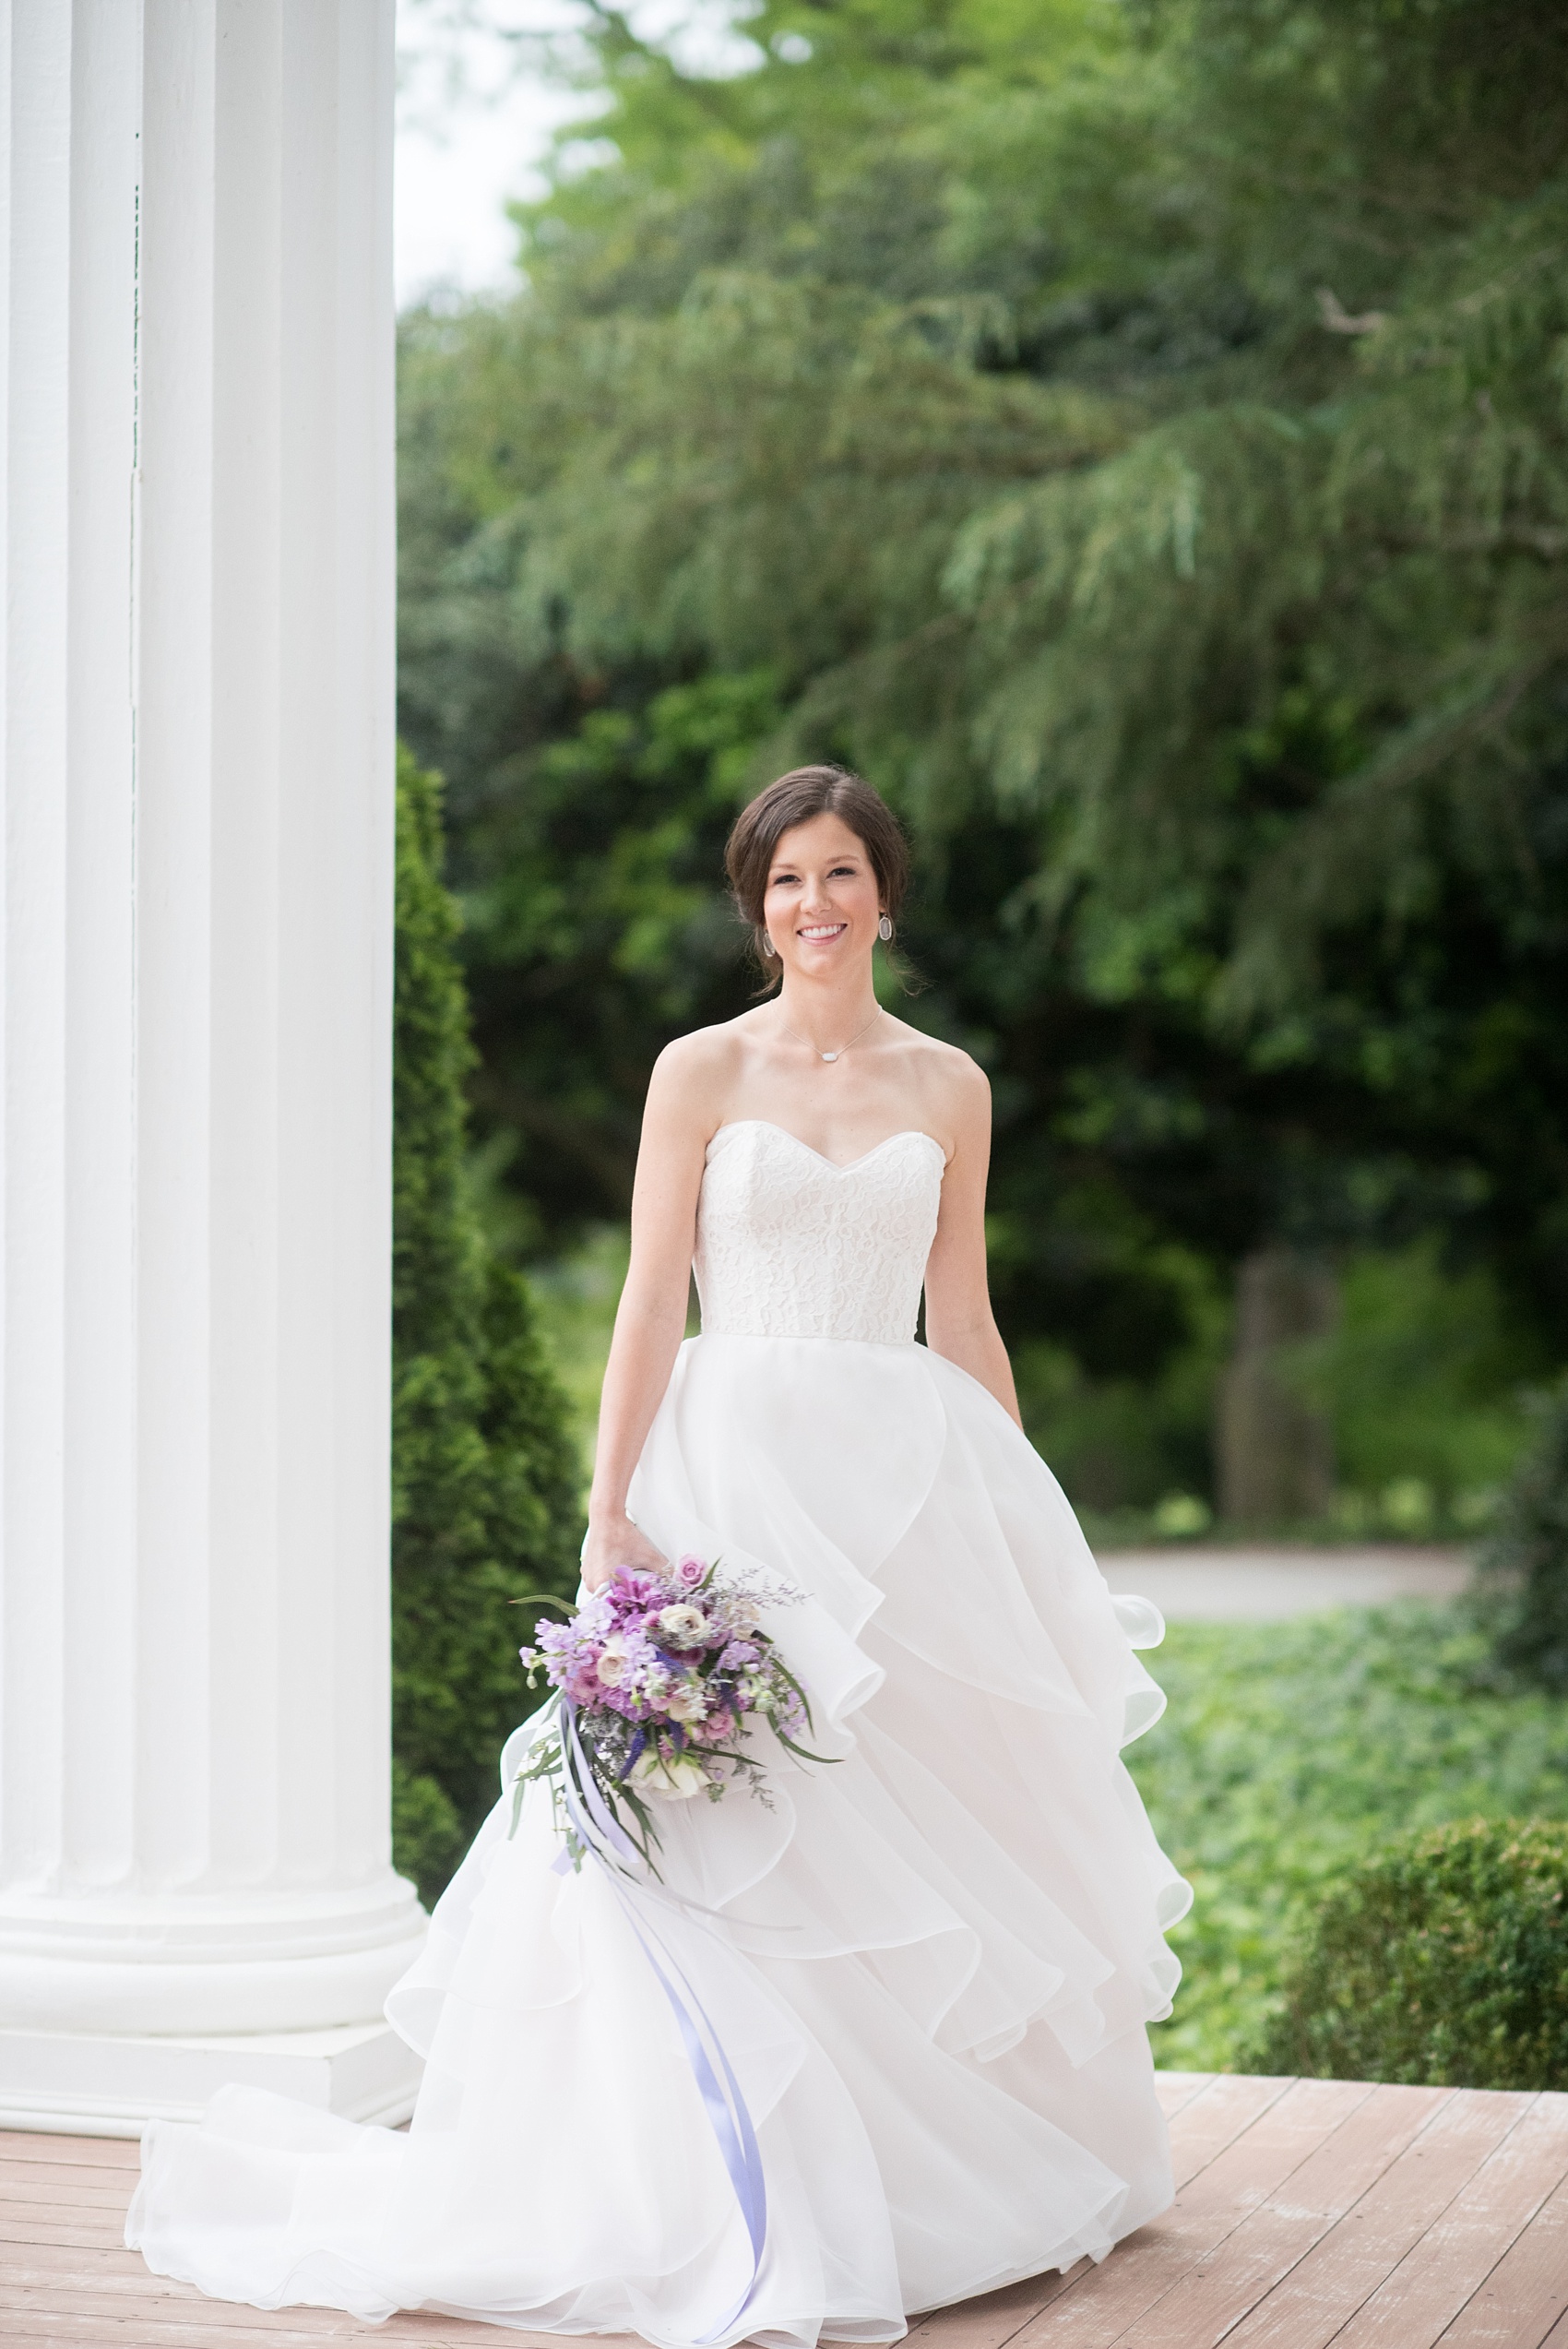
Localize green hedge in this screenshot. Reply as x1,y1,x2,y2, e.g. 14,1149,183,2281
392,748,583,1904
1129,1605,1568,2070
1255,1818,1568,2089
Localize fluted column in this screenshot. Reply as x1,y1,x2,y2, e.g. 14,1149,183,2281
0,0,424,2128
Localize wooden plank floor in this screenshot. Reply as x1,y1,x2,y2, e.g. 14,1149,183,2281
4,2074,1567,2347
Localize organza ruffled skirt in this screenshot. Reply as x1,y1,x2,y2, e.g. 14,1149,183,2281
127,1334,1191,2343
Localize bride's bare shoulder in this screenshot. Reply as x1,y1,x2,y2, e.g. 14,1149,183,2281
883,1018,987,1086
646,1015,763,1125
882,1019,991,1135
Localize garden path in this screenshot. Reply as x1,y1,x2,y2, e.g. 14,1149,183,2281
4,2070,1566,2345
1099,1544,1470,1622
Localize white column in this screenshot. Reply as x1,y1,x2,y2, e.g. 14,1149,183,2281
0,0,425,2133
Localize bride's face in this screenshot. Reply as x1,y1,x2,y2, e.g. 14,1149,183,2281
764,815,881,982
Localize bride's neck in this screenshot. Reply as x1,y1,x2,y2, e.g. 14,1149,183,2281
773,975,880,1055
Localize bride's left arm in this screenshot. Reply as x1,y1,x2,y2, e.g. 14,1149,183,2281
921,1063,1023,1429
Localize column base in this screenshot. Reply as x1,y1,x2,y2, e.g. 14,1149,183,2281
0,1876,429,2034
0,2019,423,2138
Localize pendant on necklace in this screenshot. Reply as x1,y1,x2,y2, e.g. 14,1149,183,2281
820,1050,839,1063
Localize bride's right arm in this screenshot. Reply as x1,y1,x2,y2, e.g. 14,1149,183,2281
582,1043,717,1590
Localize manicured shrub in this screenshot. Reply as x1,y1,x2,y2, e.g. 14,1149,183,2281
1481,1376,1568,1691
1255,1818,1568,2089
393,747,583,1904
391,1757,465,1901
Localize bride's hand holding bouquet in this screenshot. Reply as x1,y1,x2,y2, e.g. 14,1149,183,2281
582,1507,667,1592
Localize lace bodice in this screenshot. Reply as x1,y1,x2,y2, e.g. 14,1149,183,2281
694,1120,944,1343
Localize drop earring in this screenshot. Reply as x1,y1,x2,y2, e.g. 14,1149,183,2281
763,935,778,959
877,913,893,942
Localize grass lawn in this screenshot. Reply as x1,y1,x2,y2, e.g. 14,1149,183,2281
1126,1603,1568,2071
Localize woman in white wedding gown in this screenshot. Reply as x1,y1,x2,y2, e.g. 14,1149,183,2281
128,765,1190,2343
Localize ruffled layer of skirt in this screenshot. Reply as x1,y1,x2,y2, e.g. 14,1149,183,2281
128,1335,1191,2345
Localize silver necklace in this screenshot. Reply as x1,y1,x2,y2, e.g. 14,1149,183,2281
781,1006,885,1064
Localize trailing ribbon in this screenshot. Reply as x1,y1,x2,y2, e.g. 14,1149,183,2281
614,1896,769,2344
552,1699,642,1872
549,1697,769,2344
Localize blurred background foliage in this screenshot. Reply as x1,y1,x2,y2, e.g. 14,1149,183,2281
1129,1603,1568,2071
397,0,1568,1531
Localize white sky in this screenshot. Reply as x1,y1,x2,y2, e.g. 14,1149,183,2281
395,2,589,304
394,1,761,308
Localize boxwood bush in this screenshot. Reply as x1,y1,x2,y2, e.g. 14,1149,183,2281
1255,1818,1568,2089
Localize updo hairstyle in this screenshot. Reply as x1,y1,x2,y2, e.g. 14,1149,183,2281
725,766,910,987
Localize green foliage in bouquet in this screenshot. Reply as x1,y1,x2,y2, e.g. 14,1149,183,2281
393,746,584,1903
1481,1376,1568,1692
1254,1818,1568,2090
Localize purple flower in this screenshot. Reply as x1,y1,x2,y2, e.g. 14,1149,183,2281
675,1556,708,1590
719,1640,758,1670
609,1568,666,1611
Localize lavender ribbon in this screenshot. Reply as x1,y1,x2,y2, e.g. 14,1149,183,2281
550,1697,768,2343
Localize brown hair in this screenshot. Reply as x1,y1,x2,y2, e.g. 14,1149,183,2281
725,766,910,986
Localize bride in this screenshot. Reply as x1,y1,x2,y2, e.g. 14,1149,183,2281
129,765,1190,2343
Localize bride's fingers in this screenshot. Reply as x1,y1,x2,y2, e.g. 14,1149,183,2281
580,1530,668,1589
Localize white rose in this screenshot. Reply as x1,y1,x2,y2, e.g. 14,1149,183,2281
663,1678,708,1725
627,1748,710,1801
656,1604,710,1647
594,1634,631,1688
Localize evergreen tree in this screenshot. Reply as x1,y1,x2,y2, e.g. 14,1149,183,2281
392,745,582,1902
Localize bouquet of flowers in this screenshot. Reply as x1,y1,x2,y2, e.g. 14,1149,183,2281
512,1555,831,1875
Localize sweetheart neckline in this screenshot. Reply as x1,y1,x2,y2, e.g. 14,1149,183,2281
708,1119,948,1175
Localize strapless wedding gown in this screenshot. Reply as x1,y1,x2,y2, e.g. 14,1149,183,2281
128,1120,1191,2344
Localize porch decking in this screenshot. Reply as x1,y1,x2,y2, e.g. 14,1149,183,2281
3,2071,1565,2347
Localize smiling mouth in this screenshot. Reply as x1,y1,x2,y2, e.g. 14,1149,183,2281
798,924,848,941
